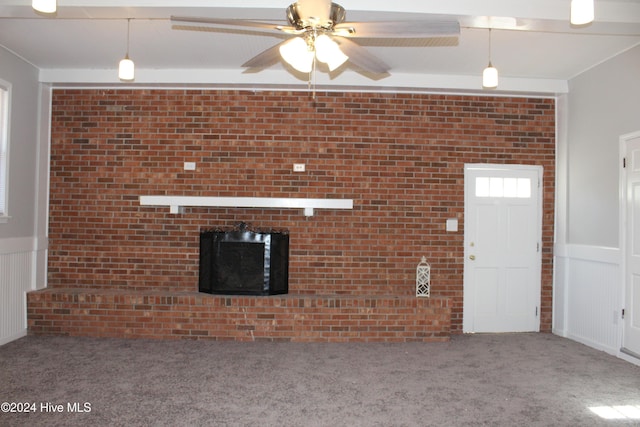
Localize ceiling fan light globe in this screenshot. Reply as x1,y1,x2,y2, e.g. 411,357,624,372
279,37,314,73
314,35,348,71
32,0,56,14
571,0,594,25
119,57,135,81
482,64,498,89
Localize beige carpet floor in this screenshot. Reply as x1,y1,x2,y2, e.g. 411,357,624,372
1,333,639,426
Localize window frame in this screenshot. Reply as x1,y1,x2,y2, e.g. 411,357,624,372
0,80,11,222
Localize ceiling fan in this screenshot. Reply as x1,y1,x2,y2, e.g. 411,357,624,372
171,0,460,75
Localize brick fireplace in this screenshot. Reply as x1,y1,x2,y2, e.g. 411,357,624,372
27,89,556,341
198,223,290,296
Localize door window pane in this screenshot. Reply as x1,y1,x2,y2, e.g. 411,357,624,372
476,177,490,197
476,177,531,199
489,177,504,197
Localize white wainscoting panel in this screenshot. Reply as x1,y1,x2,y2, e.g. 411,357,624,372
552,255,568,335
554,244,621,356
0,237,36,346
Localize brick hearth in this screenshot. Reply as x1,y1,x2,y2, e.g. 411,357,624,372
28,289,452,342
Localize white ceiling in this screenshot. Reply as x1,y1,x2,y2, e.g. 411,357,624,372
1,0,639,94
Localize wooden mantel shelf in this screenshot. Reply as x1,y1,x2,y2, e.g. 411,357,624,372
139,196,354,217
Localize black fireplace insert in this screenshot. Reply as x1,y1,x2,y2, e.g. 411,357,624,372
199,223,289,296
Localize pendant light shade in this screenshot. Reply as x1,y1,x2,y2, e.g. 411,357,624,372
482,29,498,89
119,19,135,81
32,0,56,14
483,63,499,89
119,56,135,81
571,0,595,25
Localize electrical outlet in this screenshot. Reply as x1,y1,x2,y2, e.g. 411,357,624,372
293,163,305,172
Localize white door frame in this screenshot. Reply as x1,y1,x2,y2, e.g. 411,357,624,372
463,163,543,333
619,130,640,364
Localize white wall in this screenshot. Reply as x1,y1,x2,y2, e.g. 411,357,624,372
0,46,49,345
555,44,640,361
566,45,640,248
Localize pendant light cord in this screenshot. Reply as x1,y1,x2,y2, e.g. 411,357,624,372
125,18,131,58
488,28,492,66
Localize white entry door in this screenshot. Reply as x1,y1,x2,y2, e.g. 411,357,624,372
622,133,640,356
463,164,542,333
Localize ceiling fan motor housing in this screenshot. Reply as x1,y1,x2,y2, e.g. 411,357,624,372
287,2,346,30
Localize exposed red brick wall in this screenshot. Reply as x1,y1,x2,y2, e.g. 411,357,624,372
44,89,555,334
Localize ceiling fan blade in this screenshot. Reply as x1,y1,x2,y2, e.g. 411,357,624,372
334,20,460,38
333,37,390,74
171,16,293,34
242,42,286,69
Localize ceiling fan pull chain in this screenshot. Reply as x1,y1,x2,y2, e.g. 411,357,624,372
309,54,317,100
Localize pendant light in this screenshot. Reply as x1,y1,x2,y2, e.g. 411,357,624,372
119,19,135,81
482,29,498,89
32,0,56,14
571,0,595,26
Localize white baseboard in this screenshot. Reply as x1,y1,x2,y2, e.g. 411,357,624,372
566,333,618,357
618,350,640,367
0,329,27,347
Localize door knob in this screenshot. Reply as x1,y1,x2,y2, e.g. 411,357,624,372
469,255,476,260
